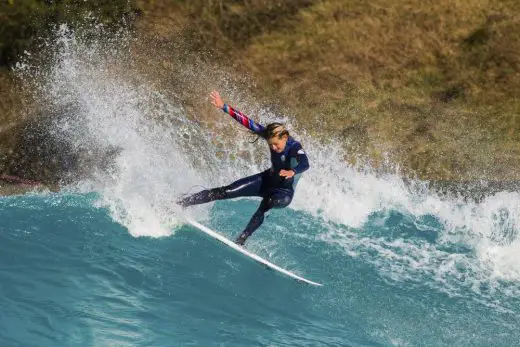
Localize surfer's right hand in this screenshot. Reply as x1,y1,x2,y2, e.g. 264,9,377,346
210,90,225,109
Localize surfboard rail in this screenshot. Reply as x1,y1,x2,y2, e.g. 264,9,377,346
187,219,323,287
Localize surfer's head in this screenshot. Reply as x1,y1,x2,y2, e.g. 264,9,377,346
259,123,289,153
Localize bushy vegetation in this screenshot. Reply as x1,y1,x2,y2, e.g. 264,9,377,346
0,0,139,67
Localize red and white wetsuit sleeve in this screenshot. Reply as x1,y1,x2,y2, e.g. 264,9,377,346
222,104,265,134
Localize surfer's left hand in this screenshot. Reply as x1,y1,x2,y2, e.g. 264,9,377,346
279,169,295,179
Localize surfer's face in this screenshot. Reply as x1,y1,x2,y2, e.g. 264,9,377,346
268,135,288,153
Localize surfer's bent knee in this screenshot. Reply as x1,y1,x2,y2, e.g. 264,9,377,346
267,193,292,210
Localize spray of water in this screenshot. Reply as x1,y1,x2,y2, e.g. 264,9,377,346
16,23,520,304
16,24,214,236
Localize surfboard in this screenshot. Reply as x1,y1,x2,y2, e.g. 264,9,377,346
187,219,323,287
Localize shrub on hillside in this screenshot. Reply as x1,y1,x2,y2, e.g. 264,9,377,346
0,0,139,67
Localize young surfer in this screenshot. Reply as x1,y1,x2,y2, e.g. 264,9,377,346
178,90,310,245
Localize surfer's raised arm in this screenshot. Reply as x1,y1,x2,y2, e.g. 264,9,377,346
210,90,265,134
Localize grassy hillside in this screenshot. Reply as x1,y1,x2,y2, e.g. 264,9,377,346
1,0,520,183
135,0,520,180
243,0,520,179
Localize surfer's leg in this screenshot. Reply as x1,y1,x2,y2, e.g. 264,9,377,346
177,172,264,207
235,190,292,245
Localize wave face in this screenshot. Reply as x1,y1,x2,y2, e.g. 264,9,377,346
3,25,520,346
2,192,520,346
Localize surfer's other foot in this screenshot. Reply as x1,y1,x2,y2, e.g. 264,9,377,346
235,233,248,246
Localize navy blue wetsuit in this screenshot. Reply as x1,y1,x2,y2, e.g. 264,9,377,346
178,104,310,244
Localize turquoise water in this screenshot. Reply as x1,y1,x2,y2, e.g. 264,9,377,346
1,192,520,346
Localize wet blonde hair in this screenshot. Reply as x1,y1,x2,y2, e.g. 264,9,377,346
257,122,289,140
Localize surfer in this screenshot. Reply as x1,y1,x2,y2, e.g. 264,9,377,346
177,90,310,245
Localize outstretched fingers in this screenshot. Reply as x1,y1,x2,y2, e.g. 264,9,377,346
210,90,224,109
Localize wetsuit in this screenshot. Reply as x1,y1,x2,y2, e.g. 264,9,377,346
178,104,310,244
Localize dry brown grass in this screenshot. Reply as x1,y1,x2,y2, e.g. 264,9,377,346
0,71,23,172
0,71,22,132
134,0,520,180
244,0,519,104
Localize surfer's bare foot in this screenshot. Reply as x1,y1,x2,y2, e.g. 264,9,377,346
235,233,248,246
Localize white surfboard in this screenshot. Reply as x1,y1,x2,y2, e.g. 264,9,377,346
187,219,323,287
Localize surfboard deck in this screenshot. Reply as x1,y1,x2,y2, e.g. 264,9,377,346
187,219,323,287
